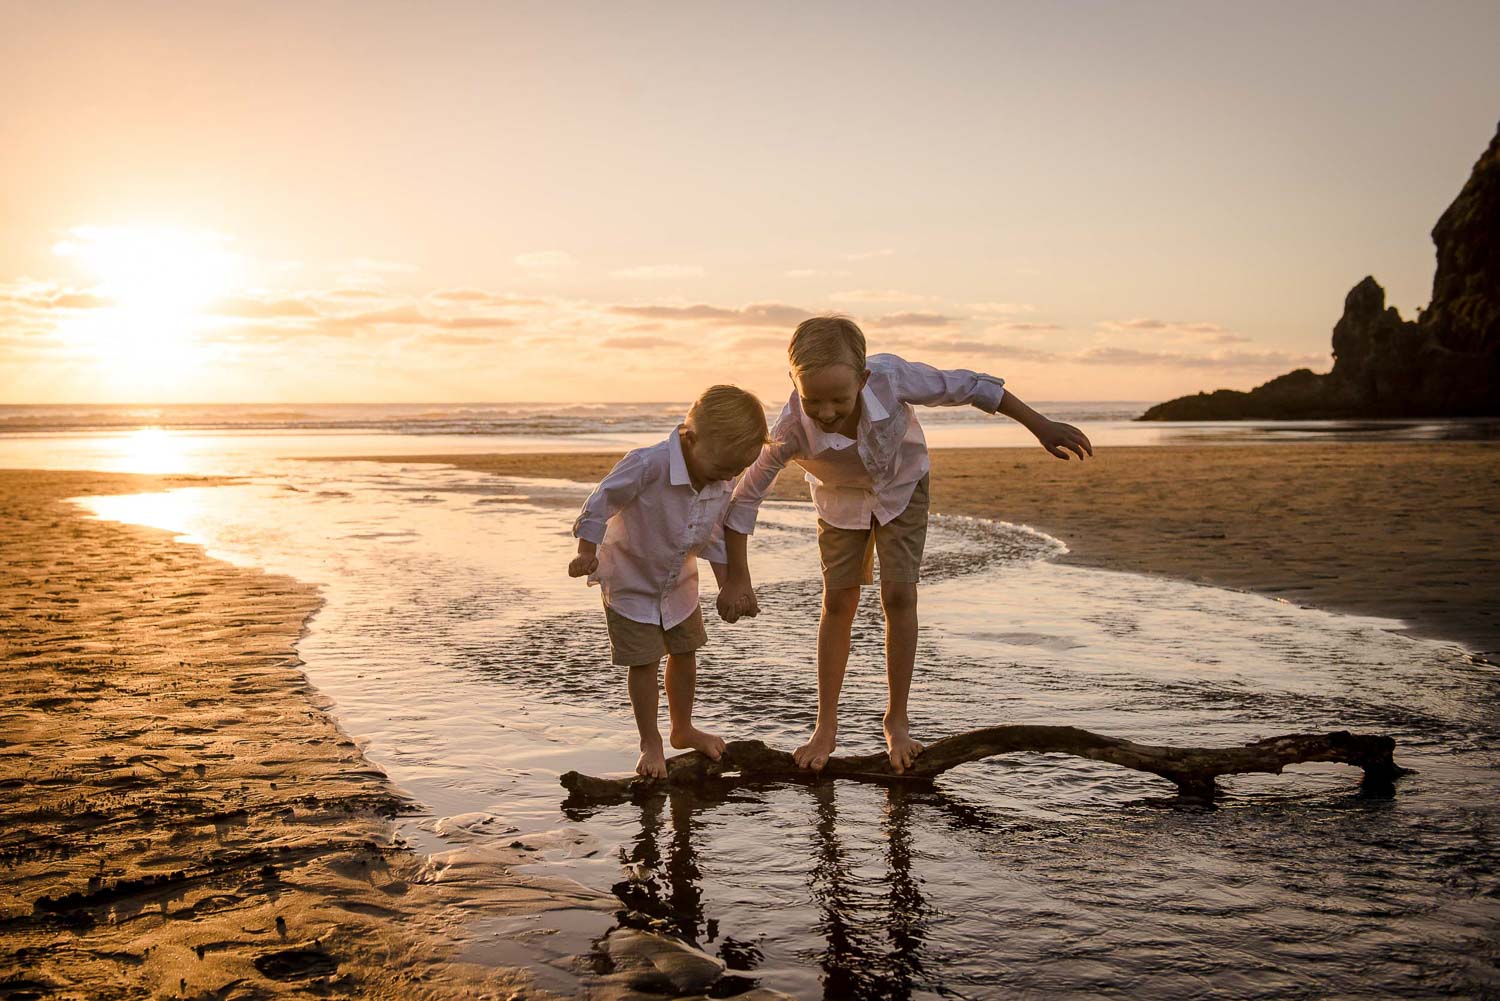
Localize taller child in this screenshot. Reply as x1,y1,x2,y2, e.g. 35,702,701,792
718,316,1092,773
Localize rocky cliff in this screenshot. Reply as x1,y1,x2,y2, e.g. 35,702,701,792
1142,121,1499,421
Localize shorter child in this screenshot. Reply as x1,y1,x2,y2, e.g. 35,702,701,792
568,385,770,778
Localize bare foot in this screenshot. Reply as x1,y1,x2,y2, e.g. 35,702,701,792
636,741,667,779
793,726,838,772
670,726,726,761
884,718,924,774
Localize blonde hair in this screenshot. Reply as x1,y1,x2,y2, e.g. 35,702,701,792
788,315,866,375
685,385,770,459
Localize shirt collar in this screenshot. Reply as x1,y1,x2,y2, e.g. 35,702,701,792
667,426,692,486
861,380,890,422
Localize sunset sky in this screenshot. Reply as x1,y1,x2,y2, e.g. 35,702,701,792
3,1,1498,405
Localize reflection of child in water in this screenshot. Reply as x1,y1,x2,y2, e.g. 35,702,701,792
568,386,769,778
718,316,1092,773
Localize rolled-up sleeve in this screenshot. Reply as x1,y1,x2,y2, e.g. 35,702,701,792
699,520,728,565
572,450,647,544
885,354,1005,413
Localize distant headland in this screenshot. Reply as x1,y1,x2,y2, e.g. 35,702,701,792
1141,121,1499,421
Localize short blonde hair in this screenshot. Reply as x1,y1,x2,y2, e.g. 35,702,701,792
685,385,770,459
788,315,866,375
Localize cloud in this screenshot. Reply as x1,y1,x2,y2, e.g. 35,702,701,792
969,302,1036,315
868,312,960,328
515,250,576,274
422,332,505,347
1077,346,1327,369
600,335,683,350
992,321,1062,332
214,296,319,319
844,248,896,261
439,316,516,330
608,301,812,328
0,283,112,312
828,289,934,304
901,337,1060,363
1117,318,1169,330
610,265,705,279
426,288,546,307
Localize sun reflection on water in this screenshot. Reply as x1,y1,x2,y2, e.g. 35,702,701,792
109,427,190,473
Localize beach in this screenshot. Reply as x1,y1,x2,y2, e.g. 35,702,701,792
363,440,1500,659
0,470,614,1000
4,440,1498,998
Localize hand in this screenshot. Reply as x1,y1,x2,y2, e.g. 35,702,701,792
716,579,760,623
1035,420,1093,461
568,553,599,577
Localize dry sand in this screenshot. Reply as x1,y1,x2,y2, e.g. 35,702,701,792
0,470,612,1000
359,442,1500,659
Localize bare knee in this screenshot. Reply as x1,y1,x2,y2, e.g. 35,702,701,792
880,581,918,616
822,585,861,621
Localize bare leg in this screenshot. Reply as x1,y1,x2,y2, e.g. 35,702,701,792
665,651,725,760
795,584,861,771
881,580,923,773
627,661,667,778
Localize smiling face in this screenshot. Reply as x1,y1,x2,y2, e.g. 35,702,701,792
792,364,869,436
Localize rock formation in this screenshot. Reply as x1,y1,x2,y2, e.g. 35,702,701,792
1142,120,1499,420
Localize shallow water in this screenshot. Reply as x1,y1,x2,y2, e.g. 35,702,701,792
74,456,1500,999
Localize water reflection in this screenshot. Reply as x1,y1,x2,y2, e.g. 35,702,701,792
602,782,944,1000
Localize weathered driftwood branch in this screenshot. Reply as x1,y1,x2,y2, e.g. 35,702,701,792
560,726,1409,807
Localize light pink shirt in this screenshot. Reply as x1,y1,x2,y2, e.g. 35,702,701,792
726,353,1005,532
573,428,732,628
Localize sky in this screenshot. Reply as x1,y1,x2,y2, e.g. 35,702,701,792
2,1,1497,405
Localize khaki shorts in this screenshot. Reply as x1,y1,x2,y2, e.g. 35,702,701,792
817,474,929,589
604,602,708,667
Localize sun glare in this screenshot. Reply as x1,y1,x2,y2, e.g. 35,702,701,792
52,226,239,390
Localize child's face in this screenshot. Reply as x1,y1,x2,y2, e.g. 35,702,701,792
681,429,758,485
792,364,869,433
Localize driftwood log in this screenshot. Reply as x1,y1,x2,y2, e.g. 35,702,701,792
560,726,1409,807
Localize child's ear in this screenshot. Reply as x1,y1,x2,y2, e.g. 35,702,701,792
680,425,697,449
858,368,872,390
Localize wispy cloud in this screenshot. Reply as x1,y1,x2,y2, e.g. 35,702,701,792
608,301,812,328
991,321,1062,332
1077,346,1327,369
844,248,896,261
1098,317,1251,345
867,312,960,328
600,335,684,350
969,302,1036,315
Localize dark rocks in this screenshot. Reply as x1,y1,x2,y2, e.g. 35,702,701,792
1143,121,1500,420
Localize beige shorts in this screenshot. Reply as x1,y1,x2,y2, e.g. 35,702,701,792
604,602,708,667
817,474,929,589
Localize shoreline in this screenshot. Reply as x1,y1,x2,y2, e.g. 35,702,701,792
343,441,1500,659
0,470,608,998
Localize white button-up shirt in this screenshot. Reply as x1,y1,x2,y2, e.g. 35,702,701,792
726,353,1005,533
573,428,732,628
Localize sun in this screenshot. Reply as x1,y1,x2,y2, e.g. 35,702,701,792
52,225,240,388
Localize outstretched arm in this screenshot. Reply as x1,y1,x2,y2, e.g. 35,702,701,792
998,391,1093,460
887,355,1092,461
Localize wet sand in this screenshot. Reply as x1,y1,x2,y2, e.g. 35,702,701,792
357,442,1500,659
0,470,610,999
